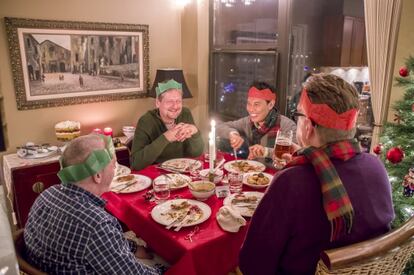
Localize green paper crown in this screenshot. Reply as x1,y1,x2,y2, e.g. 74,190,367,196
57,135,115,185
156,79,182,97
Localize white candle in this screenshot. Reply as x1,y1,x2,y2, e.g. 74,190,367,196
209,132,214,172
210,120,216,163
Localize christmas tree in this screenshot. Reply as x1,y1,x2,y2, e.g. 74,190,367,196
379,56,414,274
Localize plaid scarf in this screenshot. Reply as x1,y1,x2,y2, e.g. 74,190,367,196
251,107,280,147
285,139,361,241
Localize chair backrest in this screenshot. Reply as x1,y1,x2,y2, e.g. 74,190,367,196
315,215,414,275
13,229,47,275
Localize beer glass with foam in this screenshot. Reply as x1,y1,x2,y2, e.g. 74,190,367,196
273,130,293,169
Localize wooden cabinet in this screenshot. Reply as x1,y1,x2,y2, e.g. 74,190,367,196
323,16,367,67
3,146,130,228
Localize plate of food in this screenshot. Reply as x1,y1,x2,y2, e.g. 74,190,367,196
223,191,264,217
243,172,273,189
223,160,266,174
154,174,191,190
160,158,202,173
110,174,152,193
17,145,59,159
114,163,131,177
151,199,211,228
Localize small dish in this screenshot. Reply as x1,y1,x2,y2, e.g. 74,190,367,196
199,169,224,184
188,181,215,201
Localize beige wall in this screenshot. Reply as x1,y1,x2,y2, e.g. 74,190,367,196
0,0,195,154
388,0,414,121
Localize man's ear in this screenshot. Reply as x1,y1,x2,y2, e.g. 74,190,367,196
155,98,160,108
268,100,275,110
91,172,102,185
304,118,315,140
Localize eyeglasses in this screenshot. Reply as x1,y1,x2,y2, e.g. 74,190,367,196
292,112,306,122
292,111,317,127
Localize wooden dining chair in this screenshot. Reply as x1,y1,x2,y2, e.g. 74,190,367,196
315,215,414,274
13,229,47,275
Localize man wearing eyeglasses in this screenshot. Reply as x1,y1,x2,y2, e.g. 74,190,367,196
130,79,204,170
239,74,394,275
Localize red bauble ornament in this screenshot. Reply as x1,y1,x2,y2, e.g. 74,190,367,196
386,147,405,164
373,144,382,155
399,66,409,77
411,103,414,112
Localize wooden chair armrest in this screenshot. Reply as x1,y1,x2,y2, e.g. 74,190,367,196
321,216,414,269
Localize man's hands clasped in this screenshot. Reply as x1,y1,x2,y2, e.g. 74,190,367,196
164,123,198,142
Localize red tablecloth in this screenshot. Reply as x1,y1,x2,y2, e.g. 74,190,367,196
102,155,276,275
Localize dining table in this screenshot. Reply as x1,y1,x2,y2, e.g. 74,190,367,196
102,153,277,275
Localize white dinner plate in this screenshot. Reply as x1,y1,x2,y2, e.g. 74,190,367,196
223,160,266,174
243,172,273,189
110,174,152,193
151,199,211,227
154,174,191,190
161,158,202,173
114,163,131,177
17,146,58,159
223,191,264,217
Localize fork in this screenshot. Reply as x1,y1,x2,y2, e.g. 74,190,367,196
166,208,190,230
174,211,195,232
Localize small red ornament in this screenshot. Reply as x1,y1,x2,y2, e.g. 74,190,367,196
411,103,414,112
399,66,409,77
373,144,382,155
386,147,405,164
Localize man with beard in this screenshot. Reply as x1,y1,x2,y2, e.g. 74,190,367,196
216,81,296,161
130,79,204,170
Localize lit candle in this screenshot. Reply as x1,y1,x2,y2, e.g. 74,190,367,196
92,128,102,135
210,120,216,163
209,132,214,173
103,127,113,137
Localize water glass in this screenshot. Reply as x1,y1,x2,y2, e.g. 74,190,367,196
228,172,243,194
153,178,170,203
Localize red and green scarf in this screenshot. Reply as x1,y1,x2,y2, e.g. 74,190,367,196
285,139,361,241
251,107,280,148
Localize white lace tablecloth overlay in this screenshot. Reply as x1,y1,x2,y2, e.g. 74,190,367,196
3,153,61,225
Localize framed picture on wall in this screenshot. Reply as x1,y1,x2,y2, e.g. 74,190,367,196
5,17,149,110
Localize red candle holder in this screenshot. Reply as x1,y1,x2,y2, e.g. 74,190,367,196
103,127,113,137
92,128,103,135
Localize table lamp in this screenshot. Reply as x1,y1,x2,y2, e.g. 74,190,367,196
148,68,192,98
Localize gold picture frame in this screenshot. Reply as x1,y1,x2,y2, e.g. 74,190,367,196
5,17,150,110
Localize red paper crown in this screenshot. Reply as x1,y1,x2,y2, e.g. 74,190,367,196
248,87,276,101
299,89,358,130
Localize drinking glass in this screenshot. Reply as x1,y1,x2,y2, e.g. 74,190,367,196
228,172,243,194
273,130,293,169
153,178,170,203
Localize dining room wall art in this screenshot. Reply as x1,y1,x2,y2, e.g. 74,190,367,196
5,17,150,110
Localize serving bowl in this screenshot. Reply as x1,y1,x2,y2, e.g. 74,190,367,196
122,126,135,138
189,181,215,201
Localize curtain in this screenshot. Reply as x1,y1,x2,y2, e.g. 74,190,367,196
364,0,402,151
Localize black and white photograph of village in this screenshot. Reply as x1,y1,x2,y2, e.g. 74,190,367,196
22,32,143,98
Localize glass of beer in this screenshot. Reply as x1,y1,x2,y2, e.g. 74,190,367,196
273,130,293,169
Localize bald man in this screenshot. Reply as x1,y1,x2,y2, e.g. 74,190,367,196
24,134,159,274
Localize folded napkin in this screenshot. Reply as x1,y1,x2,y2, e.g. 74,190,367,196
216,206,246,233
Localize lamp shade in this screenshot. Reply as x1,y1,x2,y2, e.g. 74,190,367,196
149,68,192,98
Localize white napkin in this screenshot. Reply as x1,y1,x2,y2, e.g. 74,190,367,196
216,206,246,233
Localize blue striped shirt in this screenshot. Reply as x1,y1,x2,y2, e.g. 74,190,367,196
24,183,159,275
